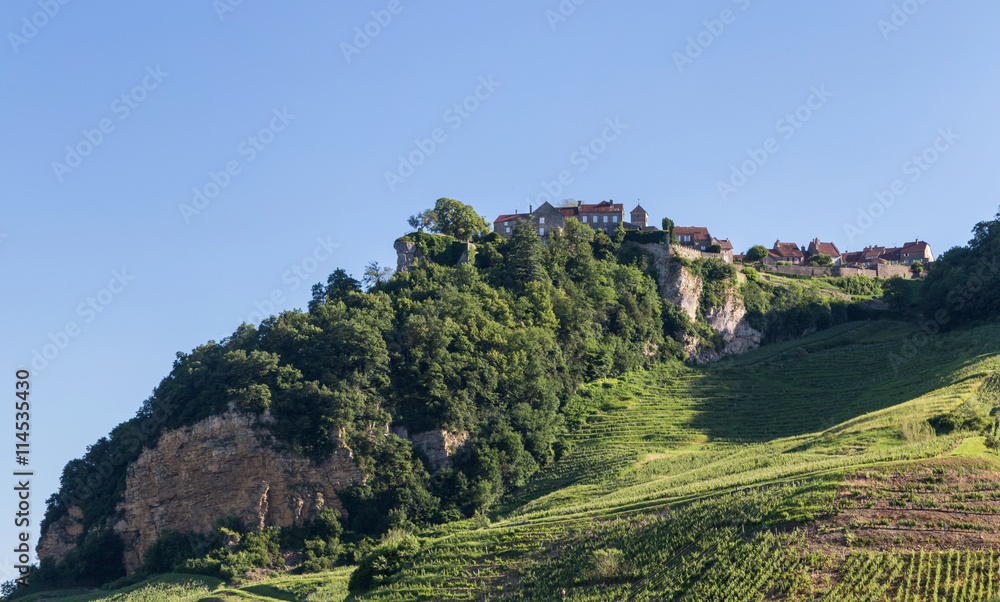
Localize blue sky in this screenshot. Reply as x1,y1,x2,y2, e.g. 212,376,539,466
1,1,998,577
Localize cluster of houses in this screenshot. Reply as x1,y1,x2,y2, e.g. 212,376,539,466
492,200,736,260
754,239,934,268
491,200,933,270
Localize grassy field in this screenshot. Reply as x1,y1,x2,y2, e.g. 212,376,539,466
30,319,1000,601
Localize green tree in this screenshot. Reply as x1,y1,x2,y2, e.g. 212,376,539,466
661,218,676,244
363,261,394,290
408,198,489,241
502,222,547,293
707,243,722,254
911,260,924,272
746,245,769,263
612,221,626,246
807,253,833,267
310,268,361,311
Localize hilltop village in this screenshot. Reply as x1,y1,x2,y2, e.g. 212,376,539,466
491,200,934,276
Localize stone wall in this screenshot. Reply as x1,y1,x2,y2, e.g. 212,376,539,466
761,263,915,279
761,264,876,278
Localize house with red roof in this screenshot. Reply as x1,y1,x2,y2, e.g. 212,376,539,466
675,226,713,250
766,240,806,265
805,239,842,265
492,200,626,238
841,241,933,268
900,240,934,265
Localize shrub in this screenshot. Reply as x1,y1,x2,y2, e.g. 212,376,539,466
745,245,769,263
588,548,626,582
348,532,422,593
623,230,667,245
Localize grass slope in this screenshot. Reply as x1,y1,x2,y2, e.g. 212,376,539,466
36,320,1000,601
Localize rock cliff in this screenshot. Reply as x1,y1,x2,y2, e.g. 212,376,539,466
683,288,763,363
391,426,469,471
35,505,84,563
625,242,764,363
38,410,364,575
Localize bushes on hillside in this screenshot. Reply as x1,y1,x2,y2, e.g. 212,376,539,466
348,532,422,593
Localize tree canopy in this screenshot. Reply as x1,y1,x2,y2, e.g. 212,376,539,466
746,245,769,263
407,198,490,241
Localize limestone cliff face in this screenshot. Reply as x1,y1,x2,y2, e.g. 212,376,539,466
661,256,703,322
684,289,763,363
110,411,363,574
36,506,84,563
625,242,763,363
391,426,469,472
394,238,476,273
394,240,421,272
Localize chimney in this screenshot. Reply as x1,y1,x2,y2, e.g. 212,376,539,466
529,204,533,213
577,200,582,207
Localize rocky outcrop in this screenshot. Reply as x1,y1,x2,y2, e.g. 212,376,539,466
684,289,763,363
391,427,469,471
36,506,84,563
411,430,469,471
395,240,422,272
623,242,763,363
394,238,477,273
661,257,703,321
110,410,363,574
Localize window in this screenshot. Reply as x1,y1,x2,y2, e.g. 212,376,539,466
504,221,509,226
505,227,510,233
539,227,545,236
582,216,588,223
539,217,545,224
603,216,609,223
613,215,618,223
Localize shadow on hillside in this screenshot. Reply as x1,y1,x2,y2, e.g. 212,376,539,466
683,321,1000,443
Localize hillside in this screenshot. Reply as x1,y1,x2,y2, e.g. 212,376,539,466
11,205,1000,600
14,320,1000,601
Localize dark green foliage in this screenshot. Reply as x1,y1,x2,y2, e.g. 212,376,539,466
30,530,125,588
707,243,722,254
746,245,769,263
929,408,990,435
807,253,833,267
309,268,361,311
407,198,489,241
828,275,882,297
502,222,548,293
883,277,921,313
921,208,1000,328
348,533,421,593
142,530,212,574
398,231,472,268
623,230,667,244
661,217,676,243
740,278,853,340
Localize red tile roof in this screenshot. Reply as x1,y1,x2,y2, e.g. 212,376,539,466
675,226,711,239
773,242,804,258
814,242,841,257
578,200,622,213
493,214,529,223
901,241,929,254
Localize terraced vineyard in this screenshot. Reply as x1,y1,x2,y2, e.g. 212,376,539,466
25,320,1000,601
